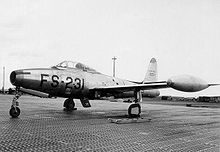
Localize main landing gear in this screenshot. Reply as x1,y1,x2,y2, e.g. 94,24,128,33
9,88,21,118
127,90,142,118
109,90,146,124
63,98,91,111
128,103,141,118
63,98,77,111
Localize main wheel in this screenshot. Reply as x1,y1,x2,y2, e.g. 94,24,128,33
9,107,20,118
128,103,141,118
63,98,75,111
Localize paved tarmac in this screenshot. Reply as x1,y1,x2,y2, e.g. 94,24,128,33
0,94,220,152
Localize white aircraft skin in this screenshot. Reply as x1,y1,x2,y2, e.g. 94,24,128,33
9,58,217,118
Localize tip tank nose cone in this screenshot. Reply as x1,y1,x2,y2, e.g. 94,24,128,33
167,75,209,92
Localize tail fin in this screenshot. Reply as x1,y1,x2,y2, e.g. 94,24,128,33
143,58,158,83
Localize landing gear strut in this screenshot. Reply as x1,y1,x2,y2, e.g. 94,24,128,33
128,90,142,118
10,88,21,118
63,98,77,111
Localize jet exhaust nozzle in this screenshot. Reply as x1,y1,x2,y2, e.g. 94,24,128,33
167,75,209,92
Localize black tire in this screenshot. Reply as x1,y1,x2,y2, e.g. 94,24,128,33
63,99,69,108
128,103,141,118
63,98,75,111
9,107,20,118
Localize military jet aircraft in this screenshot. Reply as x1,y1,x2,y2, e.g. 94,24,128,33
9,58,217,118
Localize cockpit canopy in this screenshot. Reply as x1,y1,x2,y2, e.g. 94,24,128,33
53,61,100,74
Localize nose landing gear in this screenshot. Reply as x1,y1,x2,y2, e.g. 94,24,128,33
10,107,20,118
10,88,21,118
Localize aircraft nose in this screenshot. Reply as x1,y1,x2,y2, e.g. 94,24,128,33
10,70,25,86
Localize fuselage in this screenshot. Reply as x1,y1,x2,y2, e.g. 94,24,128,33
10,67,160,99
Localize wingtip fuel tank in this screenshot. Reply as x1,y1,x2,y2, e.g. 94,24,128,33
167,75,209,92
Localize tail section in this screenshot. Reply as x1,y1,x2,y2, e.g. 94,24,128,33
143,58,158,83
142,58,160,97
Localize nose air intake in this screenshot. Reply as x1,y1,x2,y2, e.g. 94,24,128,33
10,71,17,85
10,70,29,86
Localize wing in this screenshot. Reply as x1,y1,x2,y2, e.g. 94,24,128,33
91,81,168,93
90,75,217,93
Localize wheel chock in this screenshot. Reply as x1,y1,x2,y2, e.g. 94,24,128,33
108,117,151,124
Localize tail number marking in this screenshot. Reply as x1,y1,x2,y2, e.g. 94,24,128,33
66,77,83,89
41,74,84,91
64,77,84,90
51,75,59,87
74,78,81,89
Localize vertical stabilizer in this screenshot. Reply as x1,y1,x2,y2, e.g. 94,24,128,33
143,58,158,83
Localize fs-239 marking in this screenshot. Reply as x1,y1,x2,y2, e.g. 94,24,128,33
40,74,84,90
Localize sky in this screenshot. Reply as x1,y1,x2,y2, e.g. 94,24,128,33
0,0,220,97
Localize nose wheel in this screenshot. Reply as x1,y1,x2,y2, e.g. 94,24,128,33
9,107,20,118
10,88,21,118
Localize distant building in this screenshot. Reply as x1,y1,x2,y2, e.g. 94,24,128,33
198,96,220,103
161,96,172,101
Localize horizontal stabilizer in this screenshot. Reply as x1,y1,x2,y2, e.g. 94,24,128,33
208,83,220,86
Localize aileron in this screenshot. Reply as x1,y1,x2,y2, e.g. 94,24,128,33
91,81,168,92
